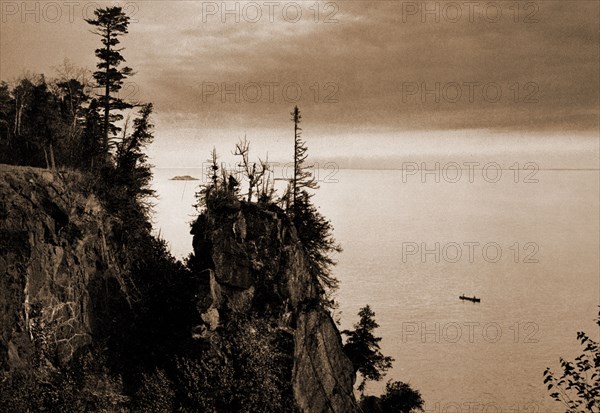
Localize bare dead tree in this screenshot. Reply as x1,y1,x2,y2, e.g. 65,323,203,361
234,136,268,203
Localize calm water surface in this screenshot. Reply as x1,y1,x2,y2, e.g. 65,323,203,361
151,164,599,412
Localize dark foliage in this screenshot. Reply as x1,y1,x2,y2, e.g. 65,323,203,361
288,106,340,298
360,381,425,413
543,310,600,413
86,6,134,153
342,305,394,393
170,315,298,413
290,105,317,206
0,76,82,168
292,190,341,294
0,346,129,413
0,7,208,412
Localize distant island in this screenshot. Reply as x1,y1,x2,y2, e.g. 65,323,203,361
170,175,199,181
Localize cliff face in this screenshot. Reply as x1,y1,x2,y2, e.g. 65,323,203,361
0,165,131,369
191,200,358,413
0,164,358,412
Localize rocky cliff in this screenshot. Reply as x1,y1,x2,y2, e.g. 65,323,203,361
0,165,132,369
0,164,358,412
191,199,359,413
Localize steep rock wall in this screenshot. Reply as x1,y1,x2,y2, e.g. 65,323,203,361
0,165,131,369
191,200,358,413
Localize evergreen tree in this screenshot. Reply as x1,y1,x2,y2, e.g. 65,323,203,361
288,106,340,296
81,98,104,169
0,82,14,165
360,381,424,413
342,305,394,394
54,79,89,166
379,381,424,413
11,77,34,139
55,79,88,134
86,6,134,157
290,106,317,207
292,191,341,292
19,76,63,169
0,82,11,144
113,103,155,220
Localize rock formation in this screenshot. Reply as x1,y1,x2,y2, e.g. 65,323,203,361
0,164,358,412
191,200,359,413
0,165,132,369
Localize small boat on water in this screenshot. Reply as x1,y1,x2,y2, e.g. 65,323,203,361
459,294,481,303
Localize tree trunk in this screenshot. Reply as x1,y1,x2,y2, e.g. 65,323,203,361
103,28,111,157
293,121,298,206
49,143,56,170
43,147,50,169
14,98,22,136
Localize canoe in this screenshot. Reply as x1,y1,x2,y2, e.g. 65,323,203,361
459,295,481,303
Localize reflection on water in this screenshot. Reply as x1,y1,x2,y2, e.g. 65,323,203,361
151,164,599,411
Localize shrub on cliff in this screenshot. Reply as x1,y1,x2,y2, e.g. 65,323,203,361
132,369,176,413
174,351,235,412
0,346,129,413
169,316,297,413
223,316,297,412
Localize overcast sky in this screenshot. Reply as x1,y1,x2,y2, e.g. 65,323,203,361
1,1,598,167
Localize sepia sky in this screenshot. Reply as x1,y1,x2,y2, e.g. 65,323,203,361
1,0,598,166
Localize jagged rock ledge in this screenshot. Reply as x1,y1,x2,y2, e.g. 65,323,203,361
190,199,359,413
0,164,359,412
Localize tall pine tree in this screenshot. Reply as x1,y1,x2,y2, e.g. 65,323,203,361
291,106,317,208
288,106,341,296
86,6,134,159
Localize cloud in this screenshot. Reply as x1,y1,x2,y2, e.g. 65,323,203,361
1,0,598,136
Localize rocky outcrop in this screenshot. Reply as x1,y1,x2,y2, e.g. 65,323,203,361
0,165,131,369
293,309,358,413
0,163,359,412
191,200,359,413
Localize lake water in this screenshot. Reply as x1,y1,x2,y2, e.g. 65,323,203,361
150,145,599,412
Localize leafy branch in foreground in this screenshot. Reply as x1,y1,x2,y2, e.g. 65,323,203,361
543,310,600,413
